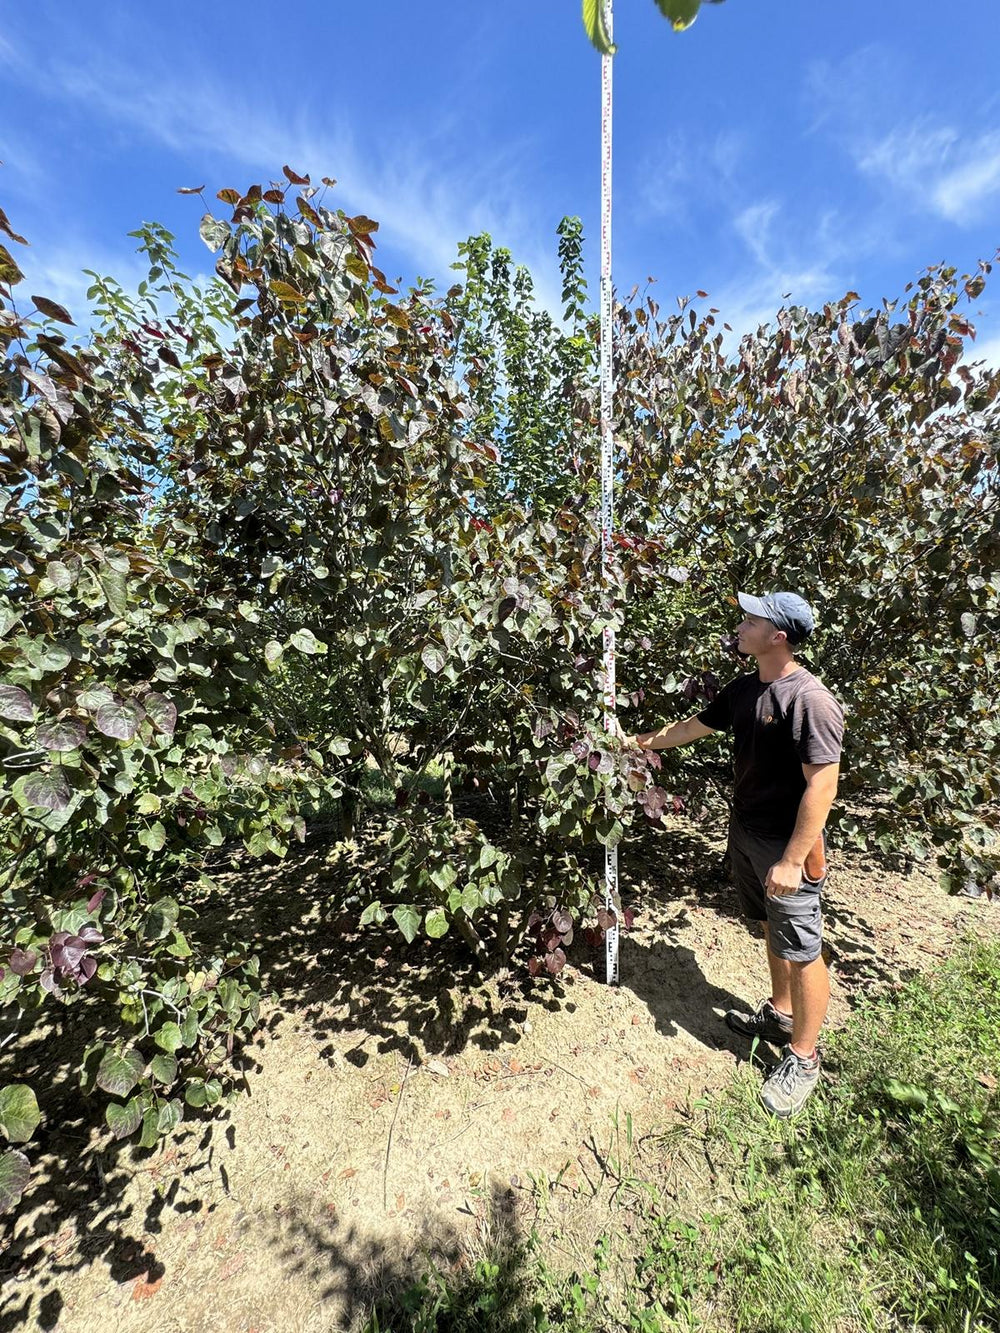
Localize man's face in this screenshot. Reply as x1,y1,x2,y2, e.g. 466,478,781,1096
736,612,785,659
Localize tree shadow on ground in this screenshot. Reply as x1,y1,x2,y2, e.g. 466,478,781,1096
259,1177,540,1332
623,816,922,1005
0,799,950,1328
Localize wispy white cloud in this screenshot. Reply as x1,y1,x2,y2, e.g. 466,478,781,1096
35,50,565,311
12,244,148,326
637,129,746,223
858,123,1000,224
807,47,1000,227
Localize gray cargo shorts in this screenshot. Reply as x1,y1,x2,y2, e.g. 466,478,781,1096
728,814,826,963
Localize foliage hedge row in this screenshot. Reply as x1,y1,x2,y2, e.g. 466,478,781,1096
0,177,997,1209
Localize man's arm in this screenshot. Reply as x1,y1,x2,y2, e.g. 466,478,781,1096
765,761,840,897
629,715,715,751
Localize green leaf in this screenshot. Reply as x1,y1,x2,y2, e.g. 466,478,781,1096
139,1108,160,1149
359,901,386,927
289,628,327,655
0,1149,30,1214
199,213,230,252
655,0,703,31
138,821,167,852
582,0,616,53
421,643,446,675
97,566,128,617
180,1008,199,1047
135,792,161,815
143,896,180,940
106,1097,143,1140
429,862,457,893
0,685,34,723
184,1077,222,1109
392,903,421,944
425,907,449,939
0,1085,40,1144
264,640,284,670
154,1022,183,1054
460,886,482,916
77,684,114,711
157,1098,183,1134
150,1053,178,1084
885,1079,929,1110
96,1047,144,1098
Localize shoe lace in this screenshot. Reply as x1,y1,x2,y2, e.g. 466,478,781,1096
771,1053,802,1094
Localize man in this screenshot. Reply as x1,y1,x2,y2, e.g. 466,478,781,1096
628,591,844,1117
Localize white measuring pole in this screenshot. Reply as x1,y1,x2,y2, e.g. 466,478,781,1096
599,0,620,986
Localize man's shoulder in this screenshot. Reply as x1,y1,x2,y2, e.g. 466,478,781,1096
787,669,844,716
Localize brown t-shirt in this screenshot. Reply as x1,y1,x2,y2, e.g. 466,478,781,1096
697,667,844,839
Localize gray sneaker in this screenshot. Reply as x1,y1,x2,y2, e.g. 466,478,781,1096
725,998,794,1045
760,1047,821,1118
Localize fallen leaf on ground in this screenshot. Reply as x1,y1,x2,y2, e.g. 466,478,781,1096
132,1275,163,1301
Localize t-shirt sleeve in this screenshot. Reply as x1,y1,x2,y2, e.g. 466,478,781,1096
697,679,736,732
793,688,844,765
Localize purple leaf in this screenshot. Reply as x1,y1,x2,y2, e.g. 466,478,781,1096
78,956,97,984
77,926,103,944
551,910,573,935
9,948,36,976
144,692,178,737
36,718,87,752
571,740,590,761
87,888,106,913
0,684,35,722
642,787,668,818
544,947,567,976
50,935,88,971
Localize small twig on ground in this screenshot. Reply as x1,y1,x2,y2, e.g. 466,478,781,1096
382,1053,413,1211
539,1052,588,1086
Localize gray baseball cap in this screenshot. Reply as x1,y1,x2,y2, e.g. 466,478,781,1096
738,591,815,644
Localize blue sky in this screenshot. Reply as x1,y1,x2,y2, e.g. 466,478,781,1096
2,1,999,364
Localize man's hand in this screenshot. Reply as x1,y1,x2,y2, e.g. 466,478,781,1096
765,859,804,897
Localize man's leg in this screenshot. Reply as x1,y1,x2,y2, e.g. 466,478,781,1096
763,923,793,1018
788,954,829,1057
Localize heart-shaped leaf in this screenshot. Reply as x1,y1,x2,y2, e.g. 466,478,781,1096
0,685,34,722
424,907,449,939
96,1048,144,1098
0,1149,30,1214
106,1097,143,1140
36,719,87,752
392,903,421,944
144,693,177,737
12,770,72,812
95,699,145,741
0,1085,40,1144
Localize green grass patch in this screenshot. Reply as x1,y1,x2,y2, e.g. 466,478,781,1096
360,937,1000,1332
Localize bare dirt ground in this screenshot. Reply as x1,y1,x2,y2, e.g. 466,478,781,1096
3,815,998,1333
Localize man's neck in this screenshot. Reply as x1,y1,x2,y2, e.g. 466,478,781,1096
755,650,800,684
